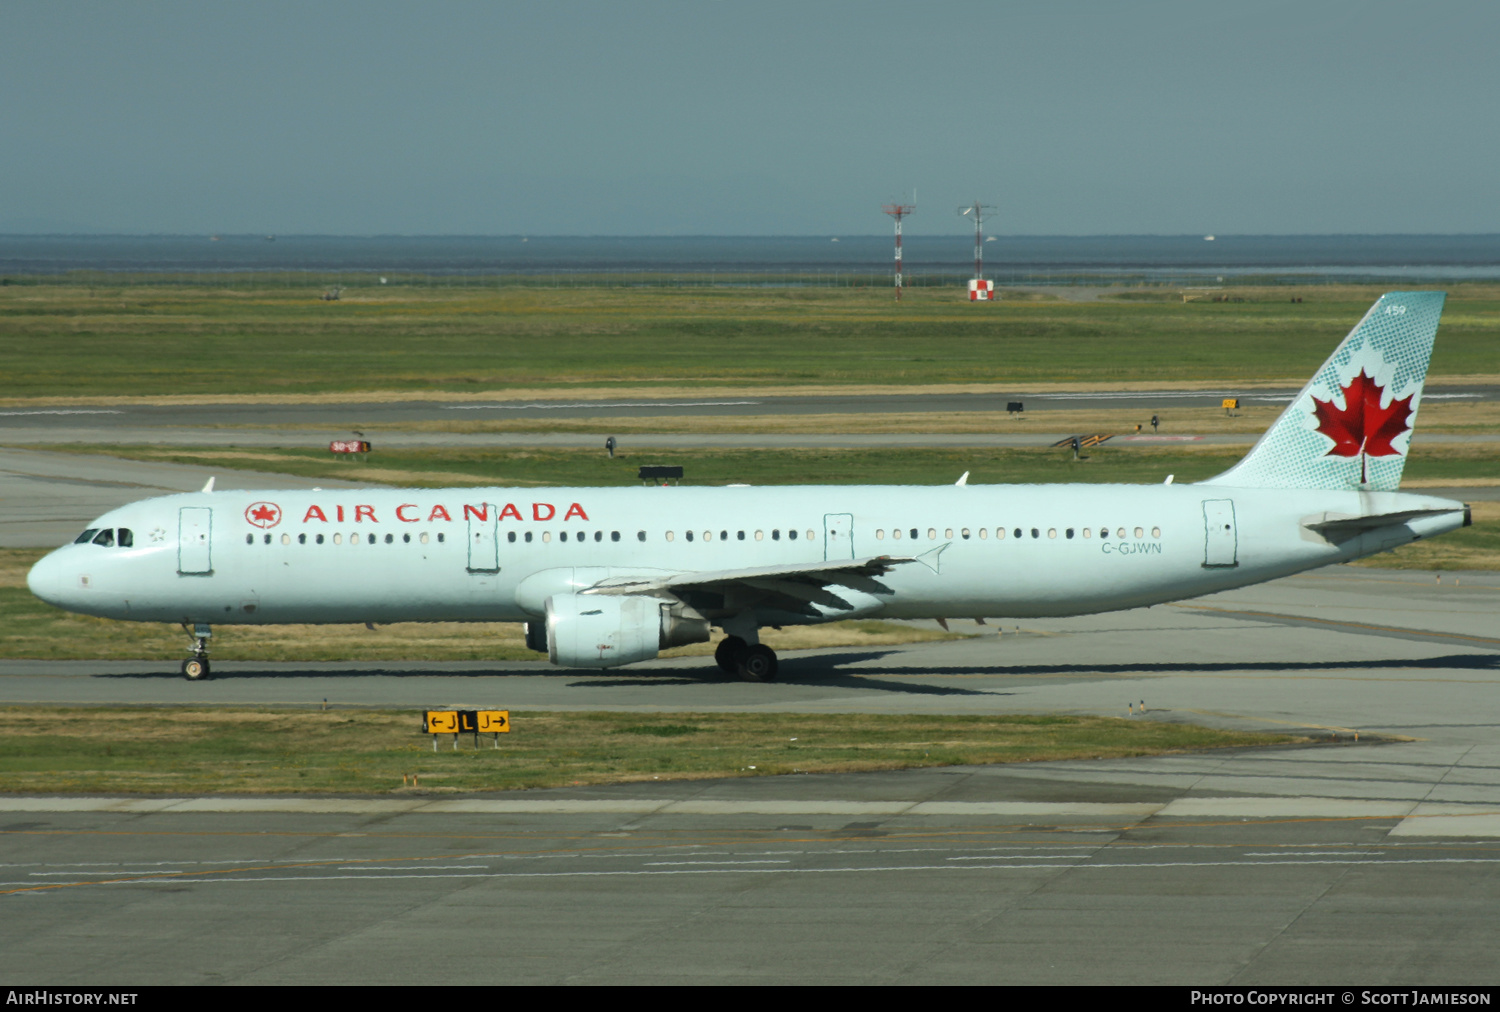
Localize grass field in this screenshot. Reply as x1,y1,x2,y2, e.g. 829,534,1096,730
4,283,1498,399
0,707,1299,794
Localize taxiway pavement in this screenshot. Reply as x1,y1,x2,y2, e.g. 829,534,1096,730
3,567,1499,984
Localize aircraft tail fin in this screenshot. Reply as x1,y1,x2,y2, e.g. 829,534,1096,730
1199,291,1445,491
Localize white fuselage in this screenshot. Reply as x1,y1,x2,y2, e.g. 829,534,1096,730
26,482,1467,628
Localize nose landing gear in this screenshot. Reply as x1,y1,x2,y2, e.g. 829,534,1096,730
180,622,212,681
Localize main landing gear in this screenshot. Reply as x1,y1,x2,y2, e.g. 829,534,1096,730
715,636,779,682
180,622,212,681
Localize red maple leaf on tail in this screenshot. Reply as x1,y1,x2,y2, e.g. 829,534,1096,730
1311,369,1414,483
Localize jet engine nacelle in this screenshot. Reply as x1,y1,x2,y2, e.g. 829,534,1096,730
544,593,710,668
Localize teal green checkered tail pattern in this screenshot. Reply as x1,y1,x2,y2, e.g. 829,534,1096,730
1200,291,1445,492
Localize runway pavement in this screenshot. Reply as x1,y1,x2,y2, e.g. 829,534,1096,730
0,385,1492,432
3,567,1499,983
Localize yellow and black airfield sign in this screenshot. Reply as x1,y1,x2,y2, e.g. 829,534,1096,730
423,710,459,734
423,709,511,749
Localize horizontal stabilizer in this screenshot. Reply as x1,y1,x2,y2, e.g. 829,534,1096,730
1303,505,1469,542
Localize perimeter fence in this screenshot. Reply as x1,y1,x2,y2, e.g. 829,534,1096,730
0,268,1479,289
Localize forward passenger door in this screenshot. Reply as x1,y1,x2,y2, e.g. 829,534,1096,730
178,507,213,575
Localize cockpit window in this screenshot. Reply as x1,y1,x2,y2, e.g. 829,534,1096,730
75,529,99,544
92,529,115,547
118,528,133,548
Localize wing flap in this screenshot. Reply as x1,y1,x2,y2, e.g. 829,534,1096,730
587,554,917,598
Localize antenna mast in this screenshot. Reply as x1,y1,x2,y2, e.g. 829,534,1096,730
882,202,916,300
958,201,996,300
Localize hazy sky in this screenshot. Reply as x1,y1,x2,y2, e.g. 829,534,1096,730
3,1,1496,235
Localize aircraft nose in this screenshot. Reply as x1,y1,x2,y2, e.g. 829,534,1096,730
27,550,74,608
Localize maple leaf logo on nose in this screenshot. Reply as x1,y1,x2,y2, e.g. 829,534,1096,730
245,502,282,528
1311,370,1414,458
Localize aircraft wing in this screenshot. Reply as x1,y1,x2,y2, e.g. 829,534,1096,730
584,553,933,616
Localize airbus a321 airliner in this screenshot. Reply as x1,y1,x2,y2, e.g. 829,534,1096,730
28,292,1470,682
